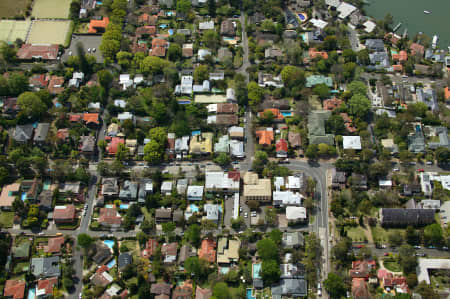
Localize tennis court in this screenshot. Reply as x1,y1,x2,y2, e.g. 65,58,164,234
32,0,71,19
0,20,31,44
27,20,71,45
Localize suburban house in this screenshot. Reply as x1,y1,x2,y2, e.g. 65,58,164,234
256,128,274,146
102,178,119,197
98,207,123,228
161,242,177,263
286,206,307,224
216,238,240,265
88,17,110,33
282,232,304,248
36,277,58,298
3,280,26,299
187,186,204,201
0,183,20,209
155,208,172,223
205,171,240,193
30,256,60,278
276,139,288,158
17,44,59,60
44,237,65,254
141,239,158,259
53,205,76,224
90,266,114,287
308,110,334,145
198,239,216,263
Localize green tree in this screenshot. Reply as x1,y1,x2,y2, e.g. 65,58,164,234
17,92,46,119
312,83,330,99
256,238,279,261
388,231,404,247
0,42,17,64
326,114,346,135
8,73,29,96
100,39,120,61
77,233,93,249
247,81,264,108
347,80,367,96
194,65,209,83
357,49,370,65
202,30,220,51
185,224,201,247
116,51,133,69
348,94,371,119
305,144,319,160
435,147,450,165
252,150,268,174
214,152,231,167
143,140,164,164
176,0,191,14
261,259,281,284
269,229,283,245
167,43,182,61
97,69,113,89
324,273,347,299
140,56,170,75
423,223,444,246
415,281,438,299
213,282,231,299
208,0,216,17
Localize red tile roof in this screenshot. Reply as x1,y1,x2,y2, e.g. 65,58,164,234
352,278,370,299
198,239,216,263
323,97,343,111
255,129,274,145
4,280,25,299
44,236,65,253
393,64,403,72
161,242,177,257
136,26,156,37
228,171,240,182
138,13,158,25
48,76,65,94
69,113,82,122
152,38,168,48
196,286,212,299
410,43,424,56
83,113,100,125
142,239,159,258
37,277,58,296
29,74,49,88
88,17,110,33
276,138,288,153
392,50,408,62
17,44,59,60
309,48,328,59
445,87,450,100
107,137,125,155
99,207,122,225
151,46,166,57
56,128,70,140
258,108,284,120
53,205,76,222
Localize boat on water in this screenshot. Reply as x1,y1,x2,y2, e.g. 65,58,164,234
424,10,431,14
432,35,438,49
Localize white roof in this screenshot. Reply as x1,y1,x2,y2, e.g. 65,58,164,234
230,140,244,157
114,99,127,108
187,185,204,198
325,0,341,7
417,258,450,284
73,72,84,80
379,180,392,187
343,136,362,150
273,191,303,206
363,20,376,33
228,126,244,134
161,181,173,191
118,111,133,120
309,18,328,29
287,176,301,190
337,2,357,19
286,206,307,220
199,21,214,30
205,171,239,190
274,177,284,191
233,192,239,219
88,102,101,109
119,74,130,83
198,49,212,61
207,104,218,113
440,201,450,224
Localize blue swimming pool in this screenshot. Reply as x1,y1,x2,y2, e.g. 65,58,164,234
105,204,114,208
43,180,51,190
298,13,306,21
191,130,201,136
416,125,422,133
220,267,230,274
27,288,36,299
178,100,191,105
189,204,199,213
246,289,256,299
103,240,115,249
223,37,235,41
281,111,293,117
168,29,174,35
106,259,116,269
21,192,26,201
252,263,261,279
96,1,103,5
119,204,129,209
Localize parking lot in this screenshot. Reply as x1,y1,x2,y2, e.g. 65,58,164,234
62,35,103,63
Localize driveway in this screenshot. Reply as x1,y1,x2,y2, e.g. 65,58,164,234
62,35,104,63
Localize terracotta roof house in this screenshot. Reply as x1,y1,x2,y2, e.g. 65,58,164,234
90,266,114,287
216,103,238,113
152,38,168,48
44,237,65,254
36,277,58,297
69,113,82,122
151,283,172,296
53,205,76,223
136,26,156,38
88,17,110,33
56,128,70,141
198,239,216,263
308,48,328,59
258,108,284,121
29,74,49,90
83,113,100,125
220,20,235,36
131,41,148,54
138,13,158,25
99,207,122,227
410,43,425,57
323,97,343,111
0,183,21,209
151,46,166,57
195,286,212,299
349,260,376,279
17,44,59,60
256,128,274,145
288,132,301,148
276,139,288,158
106,137,125,155
141,239,159,258
171,282,192,299
340,113,357,133
47,76,65,94
3,280,26,299
352,278,370,299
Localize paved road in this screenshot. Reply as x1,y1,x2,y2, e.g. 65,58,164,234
356,244,450,258
238,11,250,83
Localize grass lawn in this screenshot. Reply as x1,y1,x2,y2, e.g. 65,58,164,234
370,225,403,244
13,262,29,274
141,207,151,221
121,240,139,256
346,226,366,242
125,277,138,287
383,261,402,272
0,211,14,228
0,0,28,18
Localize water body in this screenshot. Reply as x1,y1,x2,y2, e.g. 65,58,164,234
364,0,450,50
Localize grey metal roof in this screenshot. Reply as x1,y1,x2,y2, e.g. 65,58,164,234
31,257,60,278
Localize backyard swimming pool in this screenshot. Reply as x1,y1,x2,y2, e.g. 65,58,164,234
246,289,256,299
281,111,293,117
27,288,36,299
21,192,26,201
106,258,116,269
43,180,51,190
103,239,115,249
298,13,307,21
189,204,199,213
119,204,129,209
105,204,114,208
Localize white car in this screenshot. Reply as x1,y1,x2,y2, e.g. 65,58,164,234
244,212,248,218
251,211,257,217
87,48,91,53
92,48,96,52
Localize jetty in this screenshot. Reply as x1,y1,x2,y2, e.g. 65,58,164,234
393,22,402,32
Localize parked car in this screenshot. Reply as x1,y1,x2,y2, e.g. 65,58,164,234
414,245,421,249
426,161,433,165
244,212,248,218
417,169,424,172
384,252,390,256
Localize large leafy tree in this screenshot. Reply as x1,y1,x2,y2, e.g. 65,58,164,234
261,260,281,284
348,94,371,119
281,65,305,89
324,273,347,299
17,92,46,119
256,238,279,261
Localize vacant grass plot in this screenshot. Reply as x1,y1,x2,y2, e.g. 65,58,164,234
31,0,71,19
0,20,31,44
0,0,28,18
27,20,71,45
